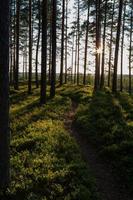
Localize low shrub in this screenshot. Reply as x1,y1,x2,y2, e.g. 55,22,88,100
74,89,133,193
2,85,99,200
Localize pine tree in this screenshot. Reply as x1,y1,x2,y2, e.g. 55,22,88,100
0,0,10,189
35,0,41,89
108,0,115,87
40,0,47,104
83,0,90,85
14,0,20,90
112,0,123,92
129,10,133,94
100,0,108,89
28,0,32,94
60,0,65,85
50,0,57,98
94,0,101,90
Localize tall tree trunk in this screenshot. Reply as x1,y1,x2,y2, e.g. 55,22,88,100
65,0,68,84
100,0,108,89
23,53,25,81
94,0,101,90
74,31,77,84
83,0,90,85
14,0,20,90
40,0,47,104
108,0,115,87
112,0,123,92
129,11,133,94
77,0,80,85
13,0,16,86
28,0,32,94
120,3,126,92
10,44,13,84
10,0,13,85
0,0,10,189
25,33,28,81
71,34,74,83
60,0,65,85
48,28,52,84
50,0,57,98
35,0,41,89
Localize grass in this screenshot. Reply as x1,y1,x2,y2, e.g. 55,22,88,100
72,87,133,193
1,85,99,200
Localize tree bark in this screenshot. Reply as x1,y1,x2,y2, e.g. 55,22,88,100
14,0,20,90
108,0,115,87
74,31,77,84
40,0,47,104
28,0,32,94
129,11,133,94
35,0,41,89
94,0,101,90
50,0,57,98
100,0,108,89
65,0,68,84
71,34,74,83
0,0,10,189
120,3,126,92
77,0,80,85
48,27,52,84
60,0,65,85
83,0,90,85
112,0,123,92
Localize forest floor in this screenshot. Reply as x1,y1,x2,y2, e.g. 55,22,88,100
2,84,132,200
64,99,132,200
4,84,99,200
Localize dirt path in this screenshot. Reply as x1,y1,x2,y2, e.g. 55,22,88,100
64,101,132,200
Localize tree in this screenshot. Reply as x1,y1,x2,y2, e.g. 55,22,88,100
120,2,126,92
28,0,32,94
9,0,13,85
50,0,57,98
108,0,115,87
94,0,101,90
40,0,47,104
14,0,20,90
35,0,41,89
129,10,133,94
74,30,78,84
48,25,52,84
112,0,123,92
65,0,68,84
77,0,80,85
100,0,108,89
13,0,16,86
60,0,65,86
0,0,10,189
83,0,90,85
70,31,75,83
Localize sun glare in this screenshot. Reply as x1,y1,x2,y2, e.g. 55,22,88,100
96,47,103,54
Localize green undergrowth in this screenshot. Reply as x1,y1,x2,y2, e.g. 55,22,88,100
2,85,99,200
57,84,93,104
117,92,133,123
74,88,133,193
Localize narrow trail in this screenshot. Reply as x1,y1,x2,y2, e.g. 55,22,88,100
64,100,131,200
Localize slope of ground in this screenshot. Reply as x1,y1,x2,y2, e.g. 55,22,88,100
68,87,133,196
1,85,99,200
65,97,132,200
